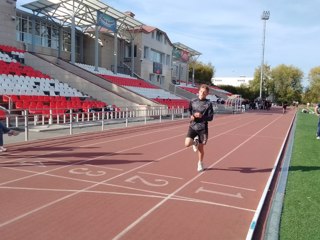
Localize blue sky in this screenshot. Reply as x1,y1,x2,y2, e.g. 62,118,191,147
17,0,320,86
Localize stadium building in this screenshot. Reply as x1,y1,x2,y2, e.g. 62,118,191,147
1,0,232,117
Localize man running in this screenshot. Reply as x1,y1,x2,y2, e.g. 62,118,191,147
184,84,214,172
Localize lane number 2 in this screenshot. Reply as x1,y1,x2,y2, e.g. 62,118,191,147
125,175,168,187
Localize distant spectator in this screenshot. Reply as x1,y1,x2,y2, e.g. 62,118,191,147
0,106,19,152
314,103,320,140
282,102,287,114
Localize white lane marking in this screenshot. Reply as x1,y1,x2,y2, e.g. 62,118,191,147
0,186,255,212
0,144,192,228
138,171,183,180
196,186,243,199
200,181,256,192
83,164,123,171
69,167,106,177
125,175,169,187
0,115,275,229
112,115,283,240
0,132,186,187
0,122,188,163
0,114,250,163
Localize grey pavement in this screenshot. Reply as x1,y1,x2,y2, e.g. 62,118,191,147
3,117,178,146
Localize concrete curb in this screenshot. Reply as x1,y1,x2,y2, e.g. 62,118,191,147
264,115,297,239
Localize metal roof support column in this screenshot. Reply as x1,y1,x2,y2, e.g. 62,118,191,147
192,67,195,86
131,38,134,77
71,14,75,63
79,33,84,63
113,31,118,74
31,14,35,53
94,25,99,71
190,55,200,86
58,26,63,59
185,65,189,86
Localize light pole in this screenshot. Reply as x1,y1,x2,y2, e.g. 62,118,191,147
259,10,270,99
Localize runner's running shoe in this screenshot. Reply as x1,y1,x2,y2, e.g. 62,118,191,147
0,147,7,152
197,161,204,172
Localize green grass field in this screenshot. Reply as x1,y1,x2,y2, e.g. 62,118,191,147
279,111,320,239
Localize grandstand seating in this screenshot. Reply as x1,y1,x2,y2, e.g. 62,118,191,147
0,109,6,119
153,98,189,109
100,74,158,88
180,86,199,94
0,45,111,117
2,94,107,116
75,62,190,109
0,45,25,64
125,86,181,99
0,72,85,97
75,62,115,76
177,84,220,102
101,74,190,108
0,61,50,78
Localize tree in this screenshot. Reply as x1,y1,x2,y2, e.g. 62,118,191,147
304,66,320,103
302,87,314,104
270,64,303,104
189,61,215,86
248,64,271,99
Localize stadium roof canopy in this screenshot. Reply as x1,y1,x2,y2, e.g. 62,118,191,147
173,42,201,57
22,0,145,68
21,0,144,30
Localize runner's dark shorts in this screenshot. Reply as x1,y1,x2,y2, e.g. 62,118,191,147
186,126,208,145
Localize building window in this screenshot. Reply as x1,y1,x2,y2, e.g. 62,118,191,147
144,46,149,59
150,49,163,63
15,12,81,53
156,31,162,42
125,44,137,58
166,54,170,66
149,73,156,82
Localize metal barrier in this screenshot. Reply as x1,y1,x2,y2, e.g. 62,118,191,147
2,106,187,142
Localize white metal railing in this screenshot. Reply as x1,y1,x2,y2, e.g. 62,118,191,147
2,106,187,142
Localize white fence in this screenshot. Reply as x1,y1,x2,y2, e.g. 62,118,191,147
2,106,187,141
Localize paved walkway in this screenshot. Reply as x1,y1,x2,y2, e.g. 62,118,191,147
3,118,175,146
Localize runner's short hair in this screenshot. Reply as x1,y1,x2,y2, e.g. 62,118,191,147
199,84,210,93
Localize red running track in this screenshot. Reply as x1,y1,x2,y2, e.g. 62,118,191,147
0,107,295,240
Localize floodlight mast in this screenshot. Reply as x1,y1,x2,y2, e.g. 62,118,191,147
259,10,270,99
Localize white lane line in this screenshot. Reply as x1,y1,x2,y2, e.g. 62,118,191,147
0,113,256,187
0,114,249,164
112,115,283,240
0,132,186,187
200,181,256,192
0,186,255,212
0,115,269,229
0,145,192,228
1,114,264,192
83,164,123,171
1,114,262,190
195,187,243,199
245,111,297,240
0,122,188,163
138,171,184,180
